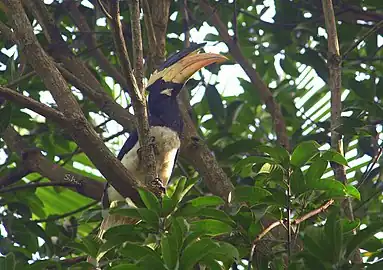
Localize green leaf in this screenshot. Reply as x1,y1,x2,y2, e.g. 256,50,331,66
103,224,144,242
180,239,219,270
291,141,320,167
111,208,158,228
225,100,243,128
171,176,187,202
2,253,16,270
110,264,141,270
161,195,177,216
322,150,348,166
187,196,225,208
110,208,142,220
195,208,236,226
234,186,272,205
324,210,343,263
190,219,232,236
312,179,346,197
305,158,328,185
137,188,161,214
161,235,179,270
346,221,383,258
119,243,163,264
206,85,225,125
0,102,12,134
234,156,275,174
290,167,306,194
171,217,188,251
345,185,361,200
137,208,159,228
65,242,90,255
258,145,290,167
209,242,239,264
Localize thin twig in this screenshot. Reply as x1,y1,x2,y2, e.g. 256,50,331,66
182,0,190,48
31,201,98,223
357,146,383,188
109,0,158,193
5,70,37,88
248,199,334,269
199,0,290,150
129,0,144,94
96,0,112,20
232,0,238,43
0,181,80,194
321,0,362,264
343,20,383,59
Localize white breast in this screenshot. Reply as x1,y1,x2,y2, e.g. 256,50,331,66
107,126,180,204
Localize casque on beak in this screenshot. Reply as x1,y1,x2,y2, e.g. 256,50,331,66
147,51,228,87
165,52,228,83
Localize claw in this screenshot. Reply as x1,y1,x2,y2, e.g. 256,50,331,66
151,177,166,194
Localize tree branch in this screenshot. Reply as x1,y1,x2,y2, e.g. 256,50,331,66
0,181,79,194
199,0,290,150
129,0,144,93
321,0,362,264
342,20,383,59
248,199,335,269
0,85,67,124
109,0,158,194
31,201,98,223
148,0,171,69
57,64,135,131
3,0,142,201
64,0,129,91
142,0,157,73
0,166,31,188
1,126,104,200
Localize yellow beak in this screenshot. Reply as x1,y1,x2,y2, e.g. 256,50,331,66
148,53,228,86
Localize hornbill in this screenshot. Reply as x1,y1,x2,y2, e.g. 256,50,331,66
98,44,227,239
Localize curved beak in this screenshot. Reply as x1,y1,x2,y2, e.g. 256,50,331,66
148,52,228,86
165,53,228,83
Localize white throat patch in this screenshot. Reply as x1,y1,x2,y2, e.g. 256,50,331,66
160,88,173,96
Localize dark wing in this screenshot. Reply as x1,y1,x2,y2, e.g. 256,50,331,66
117,130,139,160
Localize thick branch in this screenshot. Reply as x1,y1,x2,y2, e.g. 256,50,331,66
57,65,135,131
1,126,104,200
199,0,290,150
142,0,157,73
178,101,234,201
0,166,31,188
321,0,362,264
147,0,171,68
0,85,67,124
24,0,136,132
4,0,142,200
109,0,158,193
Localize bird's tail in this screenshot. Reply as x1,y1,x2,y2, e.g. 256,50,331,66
87,212,138,267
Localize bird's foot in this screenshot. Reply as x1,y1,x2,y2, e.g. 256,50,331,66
149,136,160,156
191,136,203,148
151,177,166,195
136,136,159,169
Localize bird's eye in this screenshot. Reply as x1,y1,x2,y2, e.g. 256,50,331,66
160,88,173,96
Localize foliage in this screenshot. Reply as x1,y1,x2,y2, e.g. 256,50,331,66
0,0,383,269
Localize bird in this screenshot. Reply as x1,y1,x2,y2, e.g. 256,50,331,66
97,43,227,240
